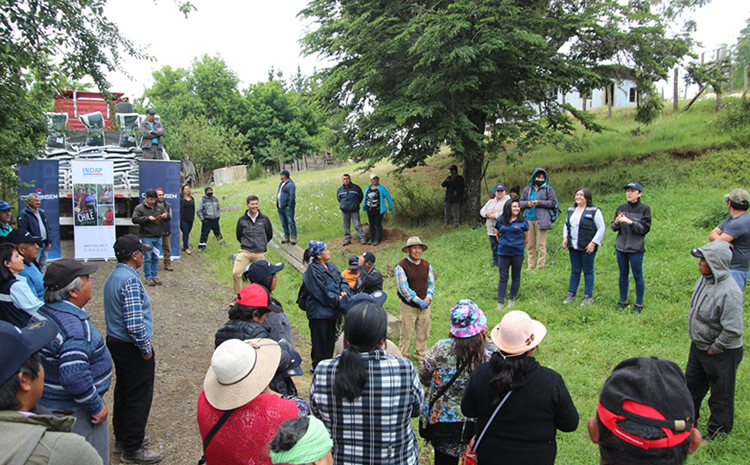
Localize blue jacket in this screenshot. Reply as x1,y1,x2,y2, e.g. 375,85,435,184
303,261,350,319
18,206,51,247
337,183,364,213
277,179,296,210
19,261,44,299
362,184,394,215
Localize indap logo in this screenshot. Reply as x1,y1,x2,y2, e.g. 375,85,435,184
82,167,104,176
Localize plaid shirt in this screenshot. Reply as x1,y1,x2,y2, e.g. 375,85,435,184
394,257,435,304
310,349,423,465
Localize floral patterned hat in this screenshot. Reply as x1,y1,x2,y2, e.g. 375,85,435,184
450,300,487,339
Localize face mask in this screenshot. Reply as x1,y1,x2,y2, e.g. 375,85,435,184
206,192,213,197
534,179,544,186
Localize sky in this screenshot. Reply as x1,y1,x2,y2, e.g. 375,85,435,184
103,0,750,100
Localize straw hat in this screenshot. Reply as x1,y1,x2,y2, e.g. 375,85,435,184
401,236,428,253
203,338,281,410
490,310,547,355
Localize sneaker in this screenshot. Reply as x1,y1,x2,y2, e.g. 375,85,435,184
580,296,594,306
152,278,163,286
562,293,576,305
373,241,380,246
359,239,367,245
366,240,373,245
631,304,644,315
184,248,192,255
121,447,162,464
496,302,504,311
343,239,351,246
145,279,156,287
290,237,297,245
506,299,515,309
198,246,205,252
615,301,630,312
114,437,151,455
281,237,290,244
164,265,174,271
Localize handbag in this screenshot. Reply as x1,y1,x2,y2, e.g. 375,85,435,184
461,390,512,465
198,408,236,465
419,358,470,442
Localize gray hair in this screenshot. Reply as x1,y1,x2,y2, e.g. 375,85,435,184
44,277,82,303
26,193,40,203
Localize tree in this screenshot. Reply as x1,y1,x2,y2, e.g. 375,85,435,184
300,0,704,215
731,18,750,91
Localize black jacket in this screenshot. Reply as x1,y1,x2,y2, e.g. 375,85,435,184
18,206,51,247
354,266,384,294
611,199,651,253
236,210,273,253
131,201,166,237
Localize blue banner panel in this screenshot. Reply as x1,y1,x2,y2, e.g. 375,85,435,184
138,160,182,258
17,160,61,260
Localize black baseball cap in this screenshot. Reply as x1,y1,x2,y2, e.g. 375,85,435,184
243,260,284,283
5,228,42,246
624,182,643,192
348,255,359,269
44,258,98,291
362,251,376,264
113,234,153,259
0,320,58,384
145,108,155,115
345,290,387,312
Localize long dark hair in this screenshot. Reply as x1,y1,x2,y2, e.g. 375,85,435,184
573,187,593,207
0,243,18,282
453,332,486,373
488,351,533,401
500,200,523,226
333,302,388,401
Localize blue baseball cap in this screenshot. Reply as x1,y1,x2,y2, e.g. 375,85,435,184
0,320,58,384
0,200,13,211
283,349,304,377
345,290,387,313
624,182,643,192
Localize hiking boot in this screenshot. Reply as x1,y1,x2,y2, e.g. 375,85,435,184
152,278,163,286
121,447,162,464
281,237,290,244
145,279,156,287
631,304,644,315
580,295,594,306
373,241,380,246
615,301,630,312
562,293,576,305
360,239,367,245
343,239,351,246
366,239,373,245
290,236,297,245
114,437,151,455
164,265,174,271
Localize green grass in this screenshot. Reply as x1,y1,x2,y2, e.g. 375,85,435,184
201,98,750,464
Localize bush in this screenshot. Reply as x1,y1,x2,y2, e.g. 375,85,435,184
390,172,443,226
246,162,264,181
717,96,750,148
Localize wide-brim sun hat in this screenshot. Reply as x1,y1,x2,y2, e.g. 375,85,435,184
401,236,428,253
203,338,281,410
490,310,547,355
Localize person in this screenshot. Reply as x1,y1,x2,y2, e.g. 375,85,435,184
34,259,112,463
100,185,113,202
310,298,423,465
588,356,702,465
131,189,167,286
337,173,366,245
103,234,162,464
9,228,45,299
509,186,521,201
197,186,222,251
85,188,97,218
197,338,299,465
155,188,174,272
341,255,359,289
395,236,435,361
0,242,43,326
708,188,750,290
441,164,465,227
214,283,294,395
180,184,195,255
232,195,273,295
302,241,350,369
0,200,14,237
269,416,334,465
0,320,104,465
103,207,114,226
684,242,744,440
74,187,87,213
353,251,383,294
519,167,557,270
461,311,579,465
363,173,394,246
561,188,605,306
140,108,165,160
480,182,510,267
277,170,297,245
17,193,52,269
495,200,528,311
420,300,495,465
612,182,651,314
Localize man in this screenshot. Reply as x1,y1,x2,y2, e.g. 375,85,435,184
140,108,165,160
685,241,743,441
519,167,557,270
708,188,750,290
441,164,465,227
232,195,273,295
8,228,44,299
34,259,112,463
0,320,103,465
17,194,52,269
342,255,359,289
155,188,174,271
0,200,13,237
395,236,435,361
353,251,383,295
588,357,702,465
132,189,167,286
277,169,297,245
480,182,510,267
103,234,162,464
196,186,222,251
337,174,366,245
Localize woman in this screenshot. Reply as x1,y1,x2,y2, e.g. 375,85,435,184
612,182,651,314
494,200,528,310
180,184,195,255
362,174,394,246
420,300,495,465
562,188,605,306
0,242,43,326
85,188,97,217
461,311,579,465
303,240,350,369
270,416,334,465
480,182,510,267
310,299,422,465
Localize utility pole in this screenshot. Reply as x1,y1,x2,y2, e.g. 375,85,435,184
673,68,679,111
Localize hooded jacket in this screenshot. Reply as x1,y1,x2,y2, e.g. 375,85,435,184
197,194,221,221
519,168,557,230
688,241,744,353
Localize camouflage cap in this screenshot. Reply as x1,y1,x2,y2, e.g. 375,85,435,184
724,189,750,208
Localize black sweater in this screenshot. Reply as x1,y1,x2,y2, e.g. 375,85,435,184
611,199,651,253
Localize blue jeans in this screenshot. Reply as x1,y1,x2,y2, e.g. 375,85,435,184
498,255,523,303
342,210,365,242
180,220,193,250
489,235,499,266
616,250,644,305
444,202,460,225
140,236,161,280
278,207,297,238
38,246,48,270
568,248,596,296
729,270,749,291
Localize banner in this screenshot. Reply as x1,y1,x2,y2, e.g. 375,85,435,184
17,160,61,261
139,160,181,259
71,160,116,259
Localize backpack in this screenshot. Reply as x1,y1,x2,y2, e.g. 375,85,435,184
550,199,561,223
296,282,309,310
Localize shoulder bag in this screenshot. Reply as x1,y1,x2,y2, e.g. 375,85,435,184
419,358,471,442
198,408,236,465
461,390,512,465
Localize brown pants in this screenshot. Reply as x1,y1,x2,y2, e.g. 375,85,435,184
232,250,266,295
527,221,548,269
162,235,171,266
398,300,432,362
